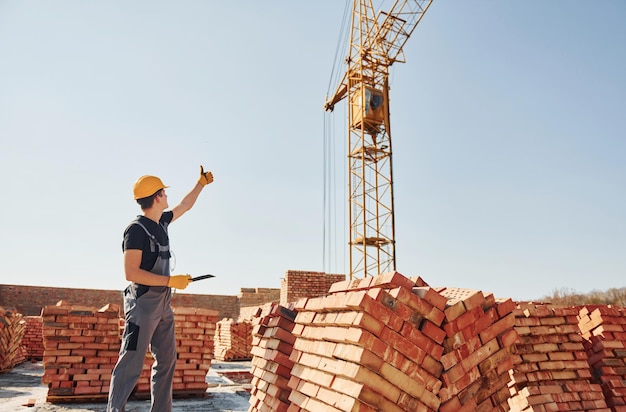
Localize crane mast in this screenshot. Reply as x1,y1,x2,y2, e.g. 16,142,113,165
324,0,432,279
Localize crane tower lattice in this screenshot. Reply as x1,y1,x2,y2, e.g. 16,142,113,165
324,0,433,279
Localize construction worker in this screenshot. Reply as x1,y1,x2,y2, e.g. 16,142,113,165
107,166,214,412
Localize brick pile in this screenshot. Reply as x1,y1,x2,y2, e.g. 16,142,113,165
41,301,120,402
287,272,446,411
437,288,519,411
578,305,626,410
507,303,608,411
134,307,219,398
0,306,26,371
214,318,253,361
21,315,44,360
248,303,297,412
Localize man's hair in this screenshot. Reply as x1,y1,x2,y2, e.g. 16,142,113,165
136,189,163,210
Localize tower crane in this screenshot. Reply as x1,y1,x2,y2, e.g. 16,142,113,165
324,0,433,279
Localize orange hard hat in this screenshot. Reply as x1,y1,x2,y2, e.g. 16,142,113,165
133,175,169,199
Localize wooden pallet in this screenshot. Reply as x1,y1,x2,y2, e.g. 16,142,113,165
130,391,211,400
46,394,108,404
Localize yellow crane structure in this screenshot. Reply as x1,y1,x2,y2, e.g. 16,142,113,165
324,0,433,279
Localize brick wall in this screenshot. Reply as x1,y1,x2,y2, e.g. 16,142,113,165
0,284,240,319
239,287,280,307
1,271,337,320
279,270,345,306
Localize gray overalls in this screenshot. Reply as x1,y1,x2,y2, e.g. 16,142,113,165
107,220,176,412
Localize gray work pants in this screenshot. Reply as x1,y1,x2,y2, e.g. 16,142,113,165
107,286,176,412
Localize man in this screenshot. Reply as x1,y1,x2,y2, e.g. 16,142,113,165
107,166,214,412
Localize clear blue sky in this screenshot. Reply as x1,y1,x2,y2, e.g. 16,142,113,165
1,1,624,302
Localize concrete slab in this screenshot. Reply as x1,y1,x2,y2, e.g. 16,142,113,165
0,361,251,412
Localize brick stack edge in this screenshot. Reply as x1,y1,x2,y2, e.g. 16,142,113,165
508,304,609,411
437,287,518,411
174,306,219,395
248,302,297,412
214,318,253,361
41,301,120,400
22,316,44,360
0,306,27,371
579,305,626,410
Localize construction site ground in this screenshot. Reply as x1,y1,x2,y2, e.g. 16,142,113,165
1,360,252,412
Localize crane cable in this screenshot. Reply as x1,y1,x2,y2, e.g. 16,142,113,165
323,0,351,275
326,0,352,99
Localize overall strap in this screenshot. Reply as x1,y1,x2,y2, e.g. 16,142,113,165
131,220,171,259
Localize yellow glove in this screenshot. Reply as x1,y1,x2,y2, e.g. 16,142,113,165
167,274,192,290
198,165,214,186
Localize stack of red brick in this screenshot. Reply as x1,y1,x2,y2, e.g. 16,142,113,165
508,303,609,411
41,302,219,401
437,288,519,411
248,303,297,412
579,305,626,410
134,307,219,398
287,272,446,411
214,318,253,361
250,273,607,411
0,306,26,371
21,315,44,360
41,301,120,401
